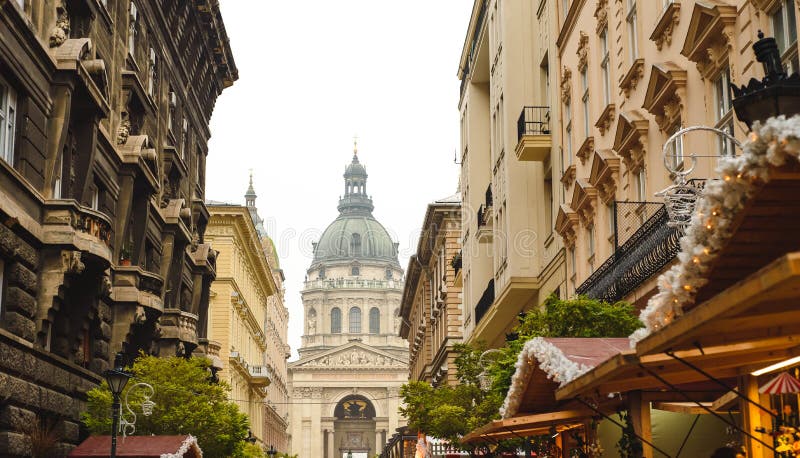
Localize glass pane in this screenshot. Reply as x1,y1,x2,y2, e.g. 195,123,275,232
774,5,787,52
788,0,798,45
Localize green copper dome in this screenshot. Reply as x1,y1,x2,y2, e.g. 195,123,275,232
313,215,398,263
312,151,399,265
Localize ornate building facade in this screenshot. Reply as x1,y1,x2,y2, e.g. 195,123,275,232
0,0,235,455
400,194,463,386
288,148,408,458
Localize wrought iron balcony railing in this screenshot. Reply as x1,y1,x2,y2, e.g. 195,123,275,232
516,106,551,141
474,279,495,325
576,202,681,303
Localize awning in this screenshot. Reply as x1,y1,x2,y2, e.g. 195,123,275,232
461,409,594,444
68,435,202,457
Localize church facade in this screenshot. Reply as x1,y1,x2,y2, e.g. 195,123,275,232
288,147,408,458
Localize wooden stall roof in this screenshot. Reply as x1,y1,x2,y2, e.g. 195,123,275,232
69,435,202,457
555,335,796,401
511,338,630,415
461,409,594,444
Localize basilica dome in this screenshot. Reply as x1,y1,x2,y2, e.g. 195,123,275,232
312,150,399,265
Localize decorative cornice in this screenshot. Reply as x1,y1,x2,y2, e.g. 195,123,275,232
680,3,737,79
560,163,577,187
557,0,589,51
589,149,620,204
556,204,579,249
570,179,598,226
613,111,649,172
650,2,681,51
595,103,616,136
619,58,645,98
642,63,688,131
576,136,595,165
577,32,589,72
561,66,573,104
594,0,609,35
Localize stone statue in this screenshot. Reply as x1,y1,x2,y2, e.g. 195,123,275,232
307,316,316,334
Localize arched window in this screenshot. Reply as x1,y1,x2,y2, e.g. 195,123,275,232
349,307,361,333
351,233,361,256
351,265,360,276
331,307,341,334
369,307,380,334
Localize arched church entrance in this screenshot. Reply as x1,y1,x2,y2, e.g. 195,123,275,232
333,395,377,458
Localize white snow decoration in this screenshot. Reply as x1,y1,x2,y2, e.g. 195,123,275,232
160,435,202,458
629,115,800,347
499,338,592,419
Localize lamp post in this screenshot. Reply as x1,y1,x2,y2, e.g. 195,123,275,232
266,444,277,457
103,352,132,458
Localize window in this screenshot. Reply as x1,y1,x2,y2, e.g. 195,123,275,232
147,47,157,97
0,259,4,318
607,203,615,248
714,68,735,156
128,2,138,57
581,69,590,137
772,0,799,73
168,88,176,132
91,185,99,210
0,77,18,165
544,175,554,233
587,225,595,258
600,28,611,106
636,168,647,201
181,119,188,160
369,307,380,334
562,0,570,22
385,268,393,280
318,267,326,280
351,233,361,256
351,265,360,276
626,0,639,63
667,124,684,170
349,307,361,334
331,307,341,333
53,152,63,198
564,102,573,162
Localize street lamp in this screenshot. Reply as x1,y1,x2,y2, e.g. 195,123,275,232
266,444,277,457
732,31,800,128
103,352,132,458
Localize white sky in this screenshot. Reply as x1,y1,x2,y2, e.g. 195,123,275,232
206,1,472,360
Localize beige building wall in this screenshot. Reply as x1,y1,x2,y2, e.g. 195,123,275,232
458,0,565,348
206,205,279,445
400,196,464,385
552,0,798,305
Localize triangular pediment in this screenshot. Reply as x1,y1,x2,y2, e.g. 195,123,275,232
290,341,408,370
643,63,687,116
680,2,737,63
613,111,648,153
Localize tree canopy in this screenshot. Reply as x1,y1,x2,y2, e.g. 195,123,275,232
82,355,251,457
399,294,642,453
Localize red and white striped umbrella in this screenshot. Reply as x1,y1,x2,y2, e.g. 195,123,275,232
759,372,800,394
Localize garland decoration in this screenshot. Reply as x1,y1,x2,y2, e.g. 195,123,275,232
630,115,800,345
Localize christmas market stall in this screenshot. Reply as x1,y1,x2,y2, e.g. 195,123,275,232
68,435,203,457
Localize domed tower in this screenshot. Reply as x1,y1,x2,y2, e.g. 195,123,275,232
299,144,406,358
288,144,408,457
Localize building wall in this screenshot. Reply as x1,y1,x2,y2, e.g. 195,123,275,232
401,200,464,386
206,206,278,446
553,0,796,304
0,1,235,455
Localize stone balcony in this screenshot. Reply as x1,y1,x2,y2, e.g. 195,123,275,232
247,364,272,387
42,199,113,265
111,266,164,313
159,308,199,348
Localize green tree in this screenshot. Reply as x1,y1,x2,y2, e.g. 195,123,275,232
82,355,250,457
400,294,642,453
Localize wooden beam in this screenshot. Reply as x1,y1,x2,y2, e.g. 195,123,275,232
711,390,740,413
653,401,711,415
740,375,772,458
628,391,653,458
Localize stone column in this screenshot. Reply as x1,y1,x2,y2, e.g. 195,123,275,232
326,429,334,458
375,430,383,455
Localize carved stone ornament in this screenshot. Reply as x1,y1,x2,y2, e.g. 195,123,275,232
620,59,645,98
594,0,608,34
117,118,131,145
62,250,85,275
577,32,589,72
595,103,616,136
561,67,573,105
49,1,70,48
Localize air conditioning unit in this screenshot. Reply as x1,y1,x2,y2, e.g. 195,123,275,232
168,91,177,107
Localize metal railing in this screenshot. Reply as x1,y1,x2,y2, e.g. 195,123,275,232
474,279,495,324
577,202,681,303
516,106,551,141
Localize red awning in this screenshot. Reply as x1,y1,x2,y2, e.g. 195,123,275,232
68,435,202,457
